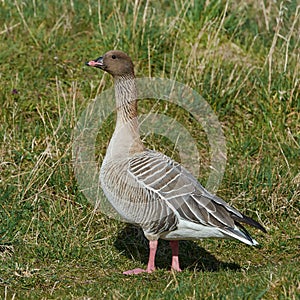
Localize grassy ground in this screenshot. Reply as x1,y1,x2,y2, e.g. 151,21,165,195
0,0,299,299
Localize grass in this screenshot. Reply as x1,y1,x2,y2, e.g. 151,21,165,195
0,0,299,299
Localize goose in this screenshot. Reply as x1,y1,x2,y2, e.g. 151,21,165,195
85,50,266,275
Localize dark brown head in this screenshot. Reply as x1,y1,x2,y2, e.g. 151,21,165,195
86,50,134,77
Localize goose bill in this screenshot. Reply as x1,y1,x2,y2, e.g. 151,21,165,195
85,56,104,68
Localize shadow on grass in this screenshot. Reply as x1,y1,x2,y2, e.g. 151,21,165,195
114,224,241,272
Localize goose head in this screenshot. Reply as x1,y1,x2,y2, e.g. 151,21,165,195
86,50,134,77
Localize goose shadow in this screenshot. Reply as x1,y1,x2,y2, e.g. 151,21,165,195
114,224,241,272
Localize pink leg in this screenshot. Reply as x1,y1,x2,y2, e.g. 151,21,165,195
170,240,182,272
123,240,158,275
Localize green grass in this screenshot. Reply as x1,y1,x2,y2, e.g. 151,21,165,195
0,0,299,299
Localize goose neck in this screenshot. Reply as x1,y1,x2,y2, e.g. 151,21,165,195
105,74,144,158
114,74,137,123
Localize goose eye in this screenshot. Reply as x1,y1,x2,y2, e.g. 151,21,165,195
112,55,116,59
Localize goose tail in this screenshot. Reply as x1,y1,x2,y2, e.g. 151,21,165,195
221,220,264,246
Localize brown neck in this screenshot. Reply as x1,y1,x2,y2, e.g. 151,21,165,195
114,74,138,125
105,73,144,157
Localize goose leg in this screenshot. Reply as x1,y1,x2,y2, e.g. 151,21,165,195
170,241,182,272
123,240,158,275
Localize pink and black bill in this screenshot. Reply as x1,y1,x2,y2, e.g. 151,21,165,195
85,56,104,68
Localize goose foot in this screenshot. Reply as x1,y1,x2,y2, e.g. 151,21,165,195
123,267,155,275
171,266,182,272
123,240,158,275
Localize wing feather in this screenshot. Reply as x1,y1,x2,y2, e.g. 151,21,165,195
128,150,264,235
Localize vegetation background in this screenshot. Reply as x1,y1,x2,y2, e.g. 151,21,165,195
0,0,299,299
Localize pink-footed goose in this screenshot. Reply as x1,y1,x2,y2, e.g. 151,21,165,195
86,50,266,275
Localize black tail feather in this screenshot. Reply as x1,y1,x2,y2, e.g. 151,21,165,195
231,221,256,244
232,213,267,233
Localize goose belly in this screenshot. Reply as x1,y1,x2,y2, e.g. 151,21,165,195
161,219,228,240
100,159,161,224
100,160,143,222
100,158,178,237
